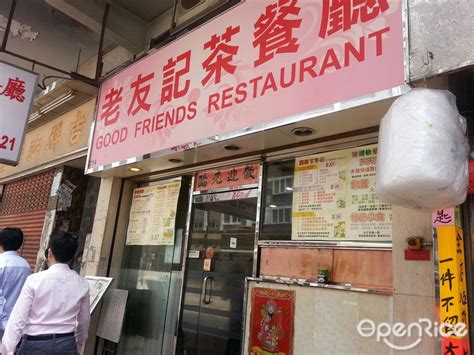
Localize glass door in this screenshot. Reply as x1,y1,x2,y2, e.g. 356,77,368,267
178,189,258,354
115,178,191,355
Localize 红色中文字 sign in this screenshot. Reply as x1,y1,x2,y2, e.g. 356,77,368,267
0,62,38,166
292,144,392,241
87,0,405,172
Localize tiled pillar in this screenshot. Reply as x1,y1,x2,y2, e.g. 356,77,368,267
391,206,436,354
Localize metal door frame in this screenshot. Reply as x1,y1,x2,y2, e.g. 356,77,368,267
174,161,264,355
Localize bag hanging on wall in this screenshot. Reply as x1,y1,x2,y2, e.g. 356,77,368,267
376,88,469,211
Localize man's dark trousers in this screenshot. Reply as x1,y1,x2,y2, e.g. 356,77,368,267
15,334,76,354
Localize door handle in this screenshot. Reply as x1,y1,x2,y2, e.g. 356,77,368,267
202,276,214,305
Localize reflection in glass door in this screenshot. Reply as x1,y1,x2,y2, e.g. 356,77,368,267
115,178,191,355
178,189,258,355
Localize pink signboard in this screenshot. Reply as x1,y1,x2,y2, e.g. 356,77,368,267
87,0,405,172
432,207,460,228
0,61,38,166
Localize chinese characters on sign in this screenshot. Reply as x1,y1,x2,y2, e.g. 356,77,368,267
292,144,392,241
434,208,471,355
194,163,259,191
319,0,389,38
433,208,461,228
126,181,181,246
0,77,26,102
0,100,94,179
0,62,38,165
88,0,404,171
69,111,87,145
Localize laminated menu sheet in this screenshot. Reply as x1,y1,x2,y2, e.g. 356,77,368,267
126,180,181,246
292,144,391,241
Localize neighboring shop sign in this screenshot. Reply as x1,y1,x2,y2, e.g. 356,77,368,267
433,208,470,355
433,208,461,228
87,0,405,172
126,181,181,246
0,99,95,178
194,163,259,191
249,288,294,355
292,144,392,241
0,61,38,166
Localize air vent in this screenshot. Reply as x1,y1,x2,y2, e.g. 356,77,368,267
180,0,202,10
174,0,232,31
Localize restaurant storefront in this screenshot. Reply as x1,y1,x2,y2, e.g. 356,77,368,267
0,99,100,270
101,134,398,354
83,1,465,354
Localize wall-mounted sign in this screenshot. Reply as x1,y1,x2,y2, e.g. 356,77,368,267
433,208,461,228
126,181,181,246
0,99,95,179
194,163,260,191
87,0,405,173
434,207,471,355
438,226,470,355
292,144,392,241
0,61,38,166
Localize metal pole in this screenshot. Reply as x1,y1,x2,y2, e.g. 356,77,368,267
95,3,110,81
75,48,82,73
2,49,71,76
1,0,17,51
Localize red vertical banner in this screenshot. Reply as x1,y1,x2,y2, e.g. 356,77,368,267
249,288,295,355
441,337,470,355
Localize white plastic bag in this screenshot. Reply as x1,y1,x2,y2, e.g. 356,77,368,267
376,88,469,211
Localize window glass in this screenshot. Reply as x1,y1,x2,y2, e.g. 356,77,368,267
116,177,191,354
260,144,391,243
260,159,295,240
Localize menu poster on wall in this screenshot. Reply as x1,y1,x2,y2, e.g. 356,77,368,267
126,181,181,246
292,144,392,241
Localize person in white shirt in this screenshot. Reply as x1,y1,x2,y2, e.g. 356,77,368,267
1,232,90,355
0,228,31,340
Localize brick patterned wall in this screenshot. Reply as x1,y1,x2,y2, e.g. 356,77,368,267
0,170,54,215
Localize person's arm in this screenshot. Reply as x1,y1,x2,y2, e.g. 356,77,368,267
0,267,6,329
75,287,90,352
1,277,34,355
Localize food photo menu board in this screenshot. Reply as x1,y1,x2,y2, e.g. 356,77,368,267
126,181,181,246
292,144,392,241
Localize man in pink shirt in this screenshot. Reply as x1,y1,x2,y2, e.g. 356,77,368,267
1,232,90,355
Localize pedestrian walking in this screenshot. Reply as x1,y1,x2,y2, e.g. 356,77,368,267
1,232,90,355
0,228,31,341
